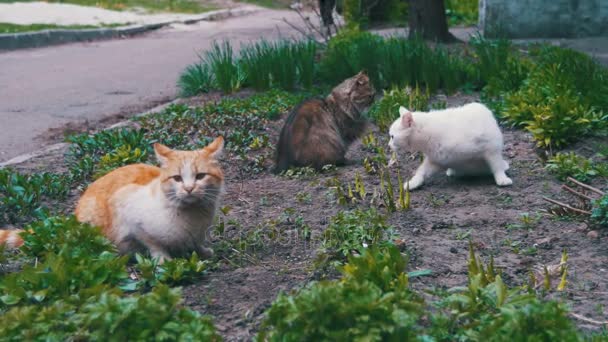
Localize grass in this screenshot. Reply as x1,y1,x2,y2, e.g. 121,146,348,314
0,0,215,13
0,22,121,34
237,0,292,9
0,215,220,340
445,0,478,26
1,84,605,339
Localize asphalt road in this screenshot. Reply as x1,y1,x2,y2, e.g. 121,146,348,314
2,10,607,163
0,9,302,162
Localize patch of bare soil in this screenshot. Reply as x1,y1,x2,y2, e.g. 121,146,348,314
35,96,173,148
13,91,608,340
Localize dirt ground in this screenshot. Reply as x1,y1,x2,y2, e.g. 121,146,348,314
9,91,608,341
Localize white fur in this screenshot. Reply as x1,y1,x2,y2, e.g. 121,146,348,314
388,103,512,190
110,178,221,262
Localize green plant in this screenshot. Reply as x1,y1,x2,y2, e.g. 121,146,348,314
367,84,429,131
546,152,598,182
321,209,393,260
591,194,608,228
205,40,244,93
429,243,579,340
342,0,406,29
178,62,214,97
367,86,408,131
241,40,317,91
502,46,608,148
20,216,114,259
0,169,71,226
259,246,423,341
320,29,383,87
132,252,210,288
94,145,148,179
445,0,478,26
67,128,151,181
0,285,220,341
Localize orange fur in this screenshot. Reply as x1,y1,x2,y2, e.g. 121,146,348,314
1,137,225,261
0,229,24,248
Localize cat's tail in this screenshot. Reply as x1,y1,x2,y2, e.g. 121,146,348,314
0,229,24,249
273,128,293,174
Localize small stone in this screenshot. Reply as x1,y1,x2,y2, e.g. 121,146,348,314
449,247,458,254
587,231,599,239
576,223,589,232
534,236,558,249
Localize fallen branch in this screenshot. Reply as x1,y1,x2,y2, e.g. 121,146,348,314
570,312,608,325
567,177,605,196
542,197,592,216
561,184,595,202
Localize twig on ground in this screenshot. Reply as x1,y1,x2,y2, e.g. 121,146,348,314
542,197,592,216
570,313,608,325
562,184,596,201
567,177,605,196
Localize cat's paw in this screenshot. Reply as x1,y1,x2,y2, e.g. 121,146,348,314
446,168,456,177
198,246,214,259
495,175,513,187
406,178,423,190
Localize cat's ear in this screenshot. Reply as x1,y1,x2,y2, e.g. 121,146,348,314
154,143,173,167
203,136,224,159
399,107,414,128
356,70,368,84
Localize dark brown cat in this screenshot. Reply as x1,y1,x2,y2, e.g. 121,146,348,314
274,71,375,173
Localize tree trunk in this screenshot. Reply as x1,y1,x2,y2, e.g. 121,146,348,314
319,0,337,27
408,0,458,42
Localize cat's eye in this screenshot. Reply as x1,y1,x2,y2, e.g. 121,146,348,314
195,173,207,180
390,134,394,140
171,175,183,182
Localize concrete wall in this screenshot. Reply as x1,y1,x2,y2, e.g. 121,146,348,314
480,0,608,38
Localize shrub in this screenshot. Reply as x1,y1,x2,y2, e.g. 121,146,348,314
259,246,423,341
320,209,393,260
367,85,429,131
445,0,478,26
546,152,599,182
178,62,214,97
0,170,70,226
94,145,148,179
20,216,114,259
501,46,608,148
66,128,152,181
591,194,608,228
262,244,581,340
0,285,220,341
0,215,220,339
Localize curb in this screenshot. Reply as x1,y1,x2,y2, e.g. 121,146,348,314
0,98,182,168
0,6,259,51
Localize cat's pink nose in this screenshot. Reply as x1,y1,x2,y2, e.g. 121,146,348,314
184,186,194,193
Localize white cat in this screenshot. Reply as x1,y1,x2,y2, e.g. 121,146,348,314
388,103,512,190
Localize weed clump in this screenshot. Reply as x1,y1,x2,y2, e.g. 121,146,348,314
261,243,580,340
501,46,608,148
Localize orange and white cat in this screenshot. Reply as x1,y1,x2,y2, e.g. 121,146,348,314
0,137,225,262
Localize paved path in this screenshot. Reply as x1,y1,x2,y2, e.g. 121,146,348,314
2,11,608,163
0,9,301,162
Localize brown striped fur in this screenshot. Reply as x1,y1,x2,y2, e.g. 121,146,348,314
274,71,375,173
